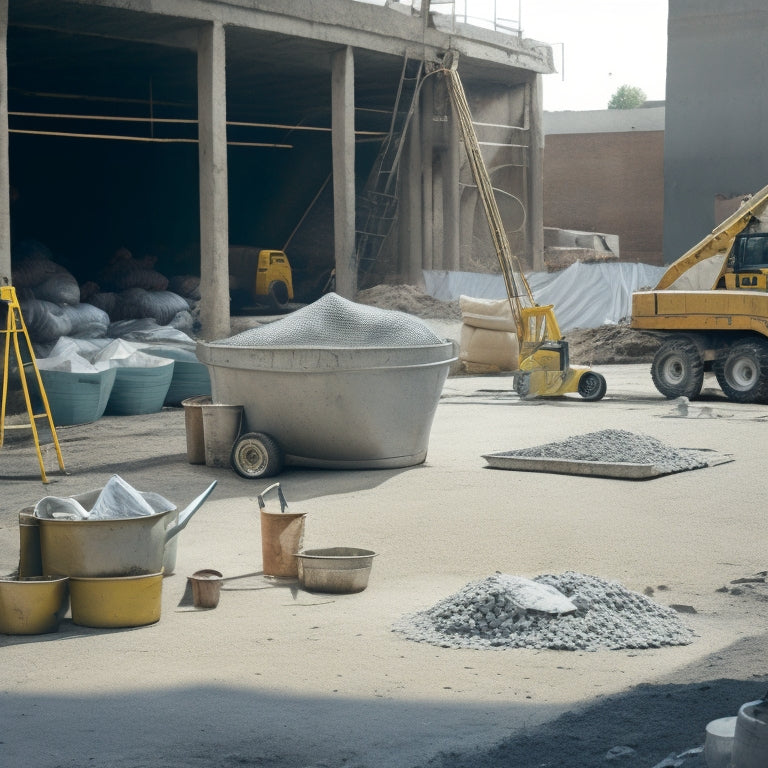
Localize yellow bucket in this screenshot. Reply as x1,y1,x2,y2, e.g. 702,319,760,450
69,572,163,628
0,576,69,635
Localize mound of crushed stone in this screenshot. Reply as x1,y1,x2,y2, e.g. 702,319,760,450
212,292,443,347
393,571,695,652
501,429,707,473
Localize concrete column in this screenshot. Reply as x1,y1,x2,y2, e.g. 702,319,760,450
331,46,356,298
528,75,545,271
443,102,461,271
405,89,423,285
197,20,230,341
0,0,10,287
420,78,433,272
432,154,444,270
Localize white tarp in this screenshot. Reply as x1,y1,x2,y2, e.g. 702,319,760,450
424,261,667,331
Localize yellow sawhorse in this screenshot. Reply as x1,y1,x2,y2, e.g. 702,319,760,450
1,285,65,483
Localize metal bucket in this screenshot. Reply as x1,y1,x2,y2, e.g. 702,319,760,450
732,700,768,768
69,572,163,628
201,403,243,468
258,483,305,577
29,482,216,578
296,547,377,594
182,395,212,464
0,576,69,635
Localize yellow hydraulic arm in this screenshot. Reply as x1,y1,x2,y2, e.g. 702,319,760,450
440,56,606,400
655,182,768,290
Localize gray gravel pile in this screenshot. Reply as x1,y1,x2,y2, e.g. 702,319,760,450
212,292,442,347
500,429,707,473
393,571,695,651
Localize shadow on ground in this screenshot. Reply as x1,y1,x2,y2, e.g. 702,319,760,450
421,675,768,768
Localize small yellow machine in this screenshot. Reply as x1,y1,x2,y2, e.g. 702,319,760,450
442,60,606,400
229,247,294,311
631,182,768,402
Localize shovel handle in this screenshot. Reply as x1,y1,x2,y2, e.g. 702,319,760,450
257,482,288,513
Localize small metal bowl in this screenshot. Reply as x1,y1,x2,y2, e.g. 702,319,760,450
296,547,376,594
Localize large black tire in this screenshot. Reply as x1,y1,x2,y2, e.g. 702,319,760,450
231,432,284,479
577,371,607,401
713,339,768,403
650,336,704,399
267,280,289,310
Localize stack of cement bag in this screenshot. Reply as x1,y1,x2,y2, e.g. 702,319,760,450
83,247,192,328
11,240,197,346
459,295,519,373
13,240,111,342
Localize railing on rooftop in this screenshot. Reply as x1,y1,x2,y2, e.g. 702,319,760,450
357,1,523,36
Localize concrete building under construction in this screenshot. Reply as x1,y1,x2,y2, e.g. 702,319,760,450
0,0,553,338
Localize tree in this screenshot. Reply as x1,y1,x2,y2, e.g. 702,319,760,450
607,85,647,110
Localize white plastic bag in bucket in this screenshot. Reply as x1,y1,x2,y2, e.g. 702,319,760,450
201,404,243,468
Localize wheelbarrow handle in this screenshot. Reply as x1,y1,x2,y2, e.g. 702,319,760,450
257,482,288,513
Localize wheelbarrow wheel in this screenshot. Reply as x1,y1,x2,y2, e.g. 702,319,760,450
231,432,284,479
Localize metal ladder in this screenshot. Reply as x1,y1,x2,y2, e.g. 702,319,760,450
1,285,65,483
355,55,424,286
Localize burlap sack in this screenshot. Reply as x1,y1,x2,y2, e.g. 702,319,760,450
459,295,516,332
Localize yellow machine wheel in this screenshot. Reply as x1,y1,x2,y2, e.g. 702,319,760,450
577,371,607,401
651,336,704,399
714,339,768,403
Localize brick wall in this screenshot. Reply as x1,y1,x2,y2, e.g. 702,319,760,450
542,130,664,265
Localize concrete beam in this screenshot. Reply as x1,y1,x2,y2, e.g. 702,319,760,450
0,0,9,287
197,19,230,341
50,0,553,73
331,45,356,298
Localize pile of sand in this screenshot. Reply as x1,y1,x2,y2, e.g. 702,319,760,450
356,284,462,321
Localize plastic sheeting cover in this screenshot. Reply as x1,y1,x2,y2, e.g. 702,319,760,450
424,262,666,331
34,475,175,521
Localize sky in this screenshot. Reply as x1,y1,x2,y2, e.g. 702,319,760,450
358,1,669,112
513,0,668,111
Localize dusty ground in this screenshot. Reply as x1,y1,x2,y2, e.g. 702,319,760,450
1,359,767,768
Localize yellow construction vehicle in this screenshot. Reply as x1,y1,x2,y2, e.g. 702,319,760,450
228,247,294,312
442,59,606,400
631,182,768,402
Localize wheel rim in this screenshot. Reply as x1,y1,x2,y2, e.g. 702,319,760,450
236,440,268,475
728,357,758,390
579,374,600,398
661,355,685,385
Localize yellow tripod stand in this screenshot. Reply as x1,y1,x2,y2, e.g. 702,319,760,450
1,285,65,483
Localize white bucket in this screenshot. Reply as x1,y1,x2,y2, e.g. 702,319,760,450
201,404,244,468
732,700,768,768
704,716,736,768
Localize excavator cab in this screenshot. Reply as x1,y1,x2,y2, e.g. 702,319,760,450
722,232,768,290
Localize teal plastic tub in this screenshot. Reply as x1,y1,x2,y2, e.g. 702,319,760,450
105,361,174,415
40,367,117,426
143,346,211,406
